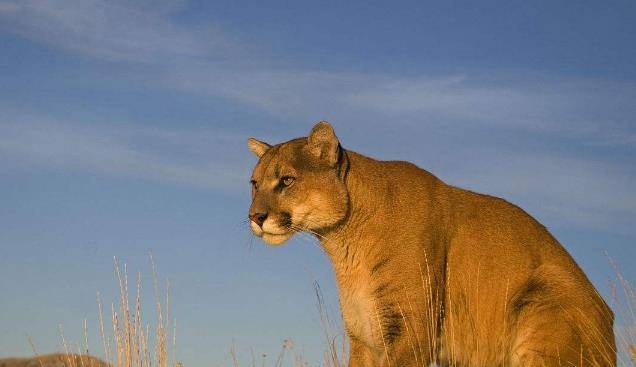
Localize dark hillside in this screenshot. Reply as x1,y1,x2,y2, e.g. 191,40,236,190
0,354,108,367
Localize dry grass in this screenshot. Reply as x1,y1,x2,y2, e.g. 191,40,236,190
28,256,176,367
313,281,347,367
22,254,634,367
608,256,636,366
98,255,175,367
229,338,304,367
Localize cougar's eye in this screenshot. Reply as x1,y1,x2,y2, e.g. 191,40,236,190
250,179,258,189
281,176,295,187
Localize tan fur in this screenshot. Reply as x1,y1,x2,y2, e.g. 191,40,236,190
247,122,616,367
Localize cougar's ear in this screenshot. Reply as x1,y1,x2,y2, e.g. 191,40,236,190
247,137,271,158
306,121,340,166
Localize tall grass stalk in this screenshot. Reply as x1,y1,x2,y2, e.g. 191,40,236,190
104,256,174,367
48,257,175,367
313,281,347,367
608,255,636,366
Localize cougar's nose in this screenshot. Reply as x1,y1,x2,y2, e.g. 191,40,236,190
249,212,268,227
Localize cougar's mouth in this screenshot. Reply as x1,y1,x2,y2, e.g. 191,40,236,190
250,217,294,246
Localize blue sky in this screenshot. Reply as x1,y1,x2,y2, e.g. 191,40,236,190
0,0,635,365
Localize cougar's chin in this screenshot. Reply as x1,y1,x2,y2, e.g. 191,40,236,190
262,231,294,246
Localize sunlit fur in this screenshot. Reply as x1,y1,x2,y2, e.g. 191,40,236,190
247,122,616,367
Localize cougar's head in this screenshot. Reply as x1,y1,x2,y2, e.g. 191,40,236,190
247,121,349,245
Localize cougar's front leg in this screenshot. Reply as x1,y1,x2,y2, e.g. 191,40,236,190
347,337,376,367
348,335,432,367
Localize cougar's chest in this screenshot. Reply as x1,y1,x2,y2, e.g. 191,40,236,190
338,276,379,347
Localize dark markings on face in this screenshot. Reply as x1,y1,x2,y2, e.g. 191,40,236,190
279,212,292,228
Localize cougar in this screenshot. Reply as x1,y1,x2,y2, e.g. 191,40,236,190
247,121,616,366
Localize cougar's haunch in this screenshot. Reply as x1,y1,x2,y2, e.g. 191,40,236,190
247,121,616,367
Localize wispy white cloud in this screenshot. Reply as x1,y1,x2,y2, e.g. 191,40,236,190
0,120,250,191
169,69,636,146
0,0,238,64
344,76,636,131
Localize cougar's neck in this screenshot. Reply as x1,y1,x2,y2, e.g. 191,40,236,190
318,151,390,267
